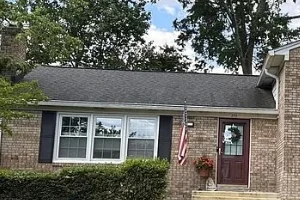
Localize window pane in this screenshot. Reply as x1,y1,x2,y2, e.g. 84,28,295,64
127,139,154,158
62,117,70,126
70,126,80,134
58,137,87,158
223,123,244,156
237,145,243,155
224,143,231,155
61,127,70,135
95,118,122,137
129,119,156,139
80,117,88,127
231,146,237,155
71,117,80,126
93,138,121,159
61,116,88,136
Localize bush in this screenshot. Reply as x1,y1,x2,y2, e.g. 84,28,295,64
0,159,169,200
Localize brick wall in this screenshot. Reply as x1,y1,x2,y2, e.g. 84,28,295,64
0,27,26,60
168,116,218,200
277,47,300,200
0,111,68,171
277,64,286,198
250,119,277,192
1,112,279,200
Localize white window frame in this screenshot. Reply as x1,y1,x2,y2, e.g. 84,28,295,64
90,115,125,163
125,116,160,159
53,113,92,163
53,113,160,164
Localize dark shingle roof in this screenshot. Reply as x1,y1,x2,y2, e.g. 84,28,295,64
24,66,276,109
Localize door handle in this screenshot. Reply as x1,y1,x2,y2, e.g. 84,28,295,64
218,147,223,156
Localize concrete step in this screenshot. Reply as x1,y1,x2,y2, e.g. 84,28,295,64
217,184,249,192
192,196,278,200
192,191,279,200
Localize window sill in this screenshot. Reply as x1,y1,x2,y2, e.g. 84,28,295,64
52,159,124,164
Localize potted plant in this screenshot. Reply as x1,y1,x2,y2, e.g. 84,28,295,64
193,156,214,177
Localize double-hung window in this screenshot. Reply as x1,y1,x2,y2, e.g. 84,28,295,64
127,118,157,158
58,115,89,159
92,117,123,161
54,113,159,163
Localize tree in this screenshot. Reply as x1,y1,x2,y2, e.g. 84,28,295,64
127,44,191,72
175,0,300,74
0,1,45,134
6,0,191,71
8,0,188,71
0,56,46,134
13,0,150,67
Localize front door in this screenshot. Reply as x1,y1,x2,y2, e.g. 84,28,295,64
217,119,250,185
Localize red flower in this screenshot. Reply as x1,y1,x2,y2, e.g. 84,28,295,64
193,156,214,171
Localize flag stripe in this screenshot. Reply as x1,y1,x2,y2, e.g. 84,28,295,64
178,103,188,165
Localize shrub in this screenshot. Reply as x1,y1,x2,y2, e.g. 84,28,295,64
0,159,169,200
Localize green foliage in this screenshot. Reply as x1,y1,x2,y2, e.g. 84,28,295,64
0,0,13,28
1,0,191,72
0,56,32,75
128,44,191,72
175,0,300,74
10,0,187,71
0,159,169,200
0,56,46,135
0,76,46,134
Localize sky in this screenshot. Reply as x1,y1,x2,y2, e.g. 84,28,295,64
144,0,300,73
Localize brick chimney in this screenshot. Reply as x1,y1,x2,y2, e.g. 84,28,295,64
0,26,26,60
0,26,26,82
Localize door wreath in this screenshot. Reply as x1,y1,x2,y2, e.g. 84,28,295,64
228,127,241,143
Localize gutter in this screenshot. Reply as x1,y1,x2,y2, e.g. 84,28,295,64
38,100,278,115
257,51,274,86
257,49,279,109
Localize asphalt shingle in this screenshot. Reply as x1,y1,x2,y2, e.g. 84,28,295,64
23,66,276,109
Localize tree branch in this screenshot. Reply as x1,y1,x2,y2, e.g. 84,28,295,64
283,14,300,20
228,0,244,58
246,0,265,58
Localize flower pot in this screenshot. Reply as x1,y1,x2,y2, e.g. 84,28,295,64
199,169,209,177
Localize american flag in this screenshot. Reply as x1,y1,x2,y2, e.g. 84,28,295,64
178,101,188,165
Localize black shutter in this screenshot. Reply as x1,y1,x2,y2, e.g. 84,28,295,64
158,116,173,162
38,111,57,163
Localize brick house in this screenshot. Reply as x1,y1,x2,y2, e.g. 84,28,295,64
1,28,300,200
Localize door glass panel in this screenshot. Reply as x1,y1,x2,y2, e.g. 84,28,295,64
236,145,243,155
223,123,244,156
224,143,231,155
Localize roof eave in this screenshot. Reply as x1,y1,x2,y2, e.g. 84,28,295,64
37,100,278,115
257,45,296,87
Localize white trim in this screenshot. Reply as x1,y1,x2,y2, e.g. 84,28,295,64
87,114,94,161
258,41,300,87
215,118,219,186
53,113,91,163
53,112,160,164
248,119,252,189
90,115,124,162
155,116,160,158
52,160,124,164
126,116,159,159
38,100,278,115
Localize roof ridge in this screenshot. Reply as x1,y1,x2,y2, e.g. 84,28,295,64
38,65,260,77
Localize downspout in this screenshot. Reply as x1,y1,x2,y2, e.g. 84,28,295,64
264,69,279,109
